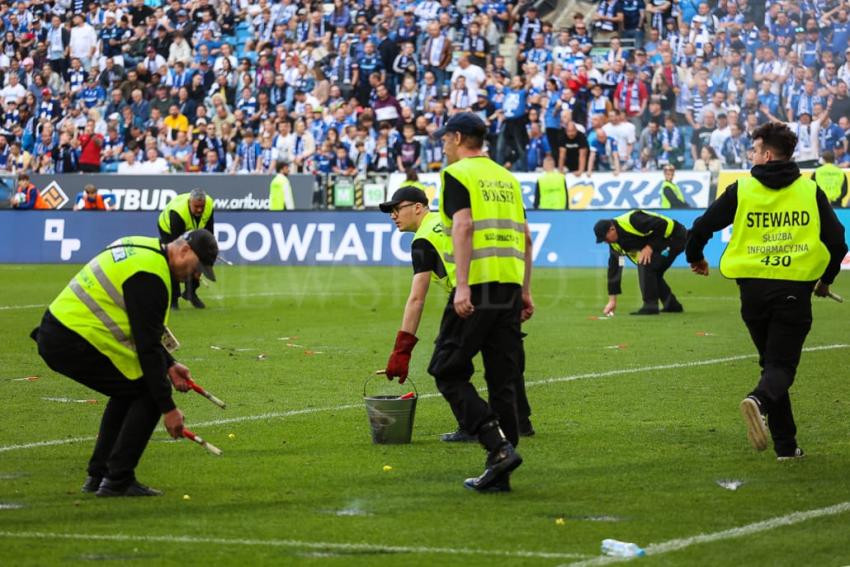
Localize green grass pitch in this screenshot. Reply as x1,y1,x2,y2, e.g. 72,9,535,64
1,264,849,566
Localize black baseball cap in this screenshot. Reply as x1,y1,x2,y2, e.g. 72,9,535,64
432,111,487,139
183,229,218,281
379,186,428,213
594,219,614,243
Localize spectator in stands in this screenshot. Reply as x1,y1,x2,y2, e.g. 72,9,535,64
691,110,716,164
614,67,649,131
603,109,636,171
561,122,589,175
693,145,721,186
78,120,104,173
588,126,621,174
496,75,529,170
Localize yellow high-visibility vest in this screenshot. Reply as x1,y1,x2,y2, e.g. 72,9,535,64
720,176,829,281
812,163,845,203
49,237,172,379
660,181,686,208
158,193,214,234
610,210,674,264
537,171,568,209
440,157,526,286
413,212,456,293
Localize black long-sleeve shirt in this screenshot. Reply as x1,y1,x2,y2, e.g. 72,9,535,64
123,271,176,413
686,161,848,285
607,210,686,295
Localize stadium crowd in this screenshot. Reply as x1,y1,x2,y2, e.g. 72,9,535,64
0,0,847,178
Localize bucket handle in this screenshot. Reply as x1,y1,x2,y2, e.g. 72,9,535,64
363,374,418,398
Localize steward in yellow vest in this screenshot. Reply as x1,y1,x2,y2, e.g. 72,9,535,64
379,184,536,443
158,188,216,309
534,156,568,209
269,160,295,210
811,151,847,207
660,164,689,208
32,230,219,497
686,122,847,459
428,112,533,492
594,209,687,315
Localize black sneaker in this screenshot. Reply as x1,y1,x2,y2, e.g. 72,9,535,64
81,475,102,494
190,295,206,309
519,423,536,437
630,307,660,315
740,395,769,451
777,447,805,461
440,429,477,443
661,302,684,313
96,478,163,497
464,471,511,492
463,444,522,492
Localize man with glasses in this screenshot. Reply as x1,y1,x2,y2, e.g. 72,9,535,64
32,230,218,496
379,184,537,443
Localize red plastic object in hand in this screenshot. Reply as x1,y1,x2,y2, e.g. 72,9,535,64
399,392,416,400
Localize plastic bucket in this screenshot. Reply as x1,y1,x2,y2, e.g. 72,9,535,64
363,377,418,444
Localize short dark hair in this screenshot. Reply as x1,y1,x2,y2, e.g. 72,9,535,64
459,132,485,150
751,122,797,161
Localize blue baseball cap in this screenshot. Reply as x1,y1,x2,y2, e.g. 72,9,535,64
432,112,487,139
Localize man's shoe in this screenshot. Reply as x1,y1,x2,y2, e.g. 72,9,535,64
96,478,163,497
81,475,102,494
463,444,522,492
661,303,684,313
630,307,660,315
170,300,179,310
464,471,511,492
440,429,477,443
190,295,206,309
740,395,769,451
777,447,805,461
519,422,536,437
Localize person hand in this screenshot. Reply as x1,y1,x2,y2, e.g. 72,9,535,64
163,408,184,439
453,284,475,318
638,245,653,265
168,362,191,392
690,259,709,276
603,296,617,316
384,330,418,384
814,280,830,297
521,292,535,322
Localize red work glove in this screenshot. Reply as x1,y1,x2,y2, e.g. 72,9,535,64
385,330,418,384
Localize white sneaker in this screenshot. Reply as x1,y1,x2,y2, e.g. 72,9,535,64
777,447,805,461
740,396,769,451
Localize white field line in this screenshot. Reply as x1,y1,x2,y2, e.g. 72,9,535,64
0,530,587,560
563,501,850,567
0,294,742,311
1,344,846,454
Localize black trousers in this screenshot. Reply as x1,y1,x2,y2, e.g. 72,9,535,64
428,284,524,446
739,280,814,455
636,225,686,307
34,312,161,483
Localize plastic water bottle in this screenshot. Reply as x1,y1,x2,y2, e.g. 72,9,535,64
601,539,645,558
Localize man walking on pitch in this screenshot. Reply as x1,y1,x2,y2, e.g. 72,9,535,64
594,210,687,315
158,188,215,309
32,230,219,495
428,112,534,492
687,122,847,459
380,184,535,443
